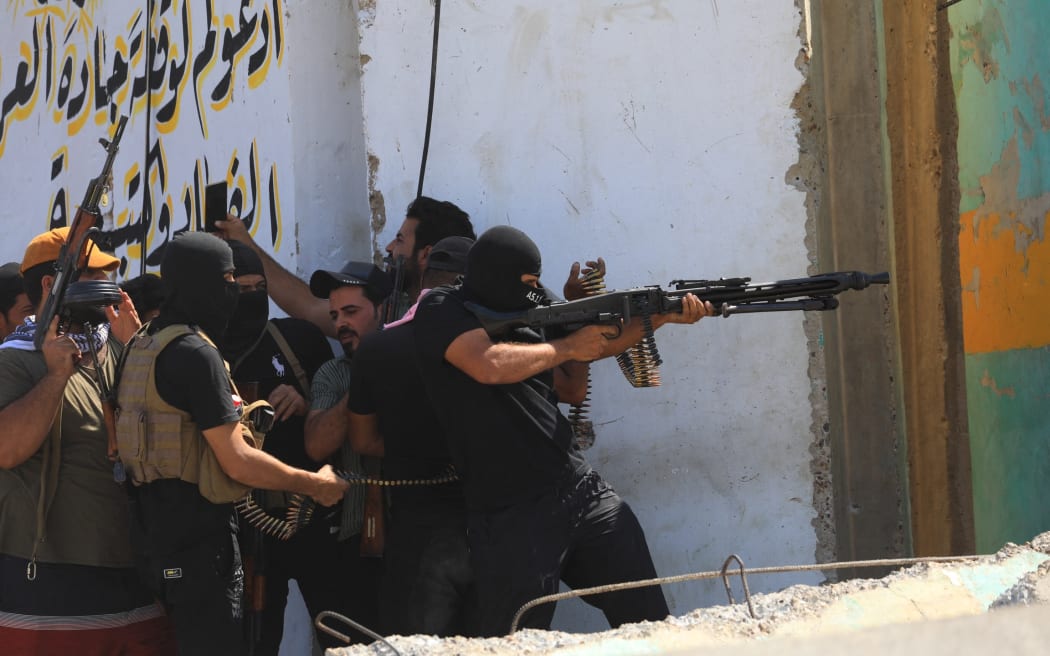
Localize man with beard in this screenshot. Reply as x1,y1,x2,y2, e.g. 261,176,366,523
0,262,34,339
219,240,341,655
383,197,475,311
0,228,174,655
302,261,392,643
412,226,713,636
115,232,348,655
215,196,474,335
345,237,476,637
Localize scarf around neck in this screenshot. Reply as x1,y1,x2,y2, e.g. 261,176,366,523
1,315,110,354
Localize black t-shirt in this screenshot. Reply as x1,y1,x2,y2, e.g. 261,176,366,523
347,322,463,512
412,287,588,512
151,317,241,430
142,317,243,546
228,318,333,471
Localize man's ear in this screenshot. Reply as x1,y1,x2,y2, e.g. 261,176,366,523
416,245,432,271
41,274,55,298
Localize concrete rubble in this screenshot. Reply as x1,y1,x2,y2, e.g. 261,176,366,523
328,531,1050,655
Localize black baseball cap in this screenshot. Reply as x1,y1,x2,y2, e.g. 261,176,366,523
309,261,393,301
426,236,473,273
0,262,25,311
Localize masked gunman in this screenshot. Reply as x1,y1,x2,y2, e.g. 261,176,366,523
411,226,712,635
220,241,344,654
115,232,347,655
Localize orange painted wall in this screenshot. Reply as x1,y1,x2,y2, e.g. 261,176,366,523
958,209,1050,354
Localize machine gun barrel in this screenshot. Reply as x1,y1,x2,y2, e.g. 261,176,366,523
663,270,889,314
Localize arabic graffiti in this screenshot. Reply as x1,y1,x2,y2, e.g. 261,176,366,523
92,138,284,274
1,0,287,275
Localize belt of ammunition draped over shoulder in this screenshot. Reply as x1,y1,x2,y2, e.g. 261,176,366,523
115,324,271,504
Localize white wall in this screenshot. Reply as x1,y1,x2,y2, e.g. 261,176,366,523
355,0,821,631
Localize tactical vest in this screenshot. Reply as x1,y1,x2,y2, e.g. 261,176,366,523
115,324,268,504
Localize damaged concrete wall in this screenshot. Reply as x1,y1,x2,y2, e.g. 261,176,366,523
948,1,1050,552
354,0,820,631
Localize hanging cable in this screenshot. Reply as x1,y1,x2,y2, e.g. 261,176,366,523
416,0,442,198
139,0,154,275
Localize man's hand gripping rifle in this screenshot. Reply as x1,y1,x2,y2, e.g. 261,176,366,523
467,270,889,386
32,115,128,349
31,117,129,482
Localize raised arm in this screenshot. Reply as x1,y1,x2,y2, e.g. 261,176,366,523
215,214,335,337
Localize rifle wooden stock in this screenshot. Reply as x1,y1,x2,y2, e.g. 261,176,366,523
102,397,119,461
358,456,385,558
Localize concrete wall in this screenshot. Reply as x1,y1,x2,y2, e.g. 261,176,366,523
356,0,820,630
948,1,1050,553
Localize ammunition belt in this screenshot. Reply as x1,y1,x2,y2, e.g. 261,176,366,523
236,465,460,540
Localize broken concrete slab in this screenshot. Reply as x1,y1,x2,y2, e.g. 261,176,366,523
328,532,1050,655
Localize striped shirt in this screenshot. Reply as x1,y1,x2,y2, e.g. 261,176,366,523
311,356,364,541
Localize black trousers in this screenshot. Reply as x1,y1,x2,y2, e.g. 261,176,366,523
134,523,243,656
252,522,380,654
129,482,243,656
467,470,669,636
380,503,475,637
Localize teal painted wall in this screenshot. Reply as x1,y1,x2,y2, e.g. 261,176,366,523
966,349,1050,552
949,0,1050,553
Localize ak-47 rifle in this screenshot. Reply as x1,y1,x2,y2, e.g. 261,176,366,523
466,270,889,386
33,115,129,350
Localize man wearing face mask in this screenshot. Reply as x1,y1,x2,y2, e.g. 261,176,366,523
115,232,348,655
219,241,341,655
413,225,713,636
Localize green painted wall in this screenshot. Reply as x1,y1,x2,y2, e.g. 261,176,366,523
949,0,1050,553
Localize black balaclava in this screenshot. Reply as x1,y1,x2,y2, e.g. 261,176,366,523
221,240,269,360
159,232,239,341
462,226,546,312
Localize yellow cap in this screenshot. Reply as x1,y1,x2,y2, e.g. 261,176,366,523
21,227,120,274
